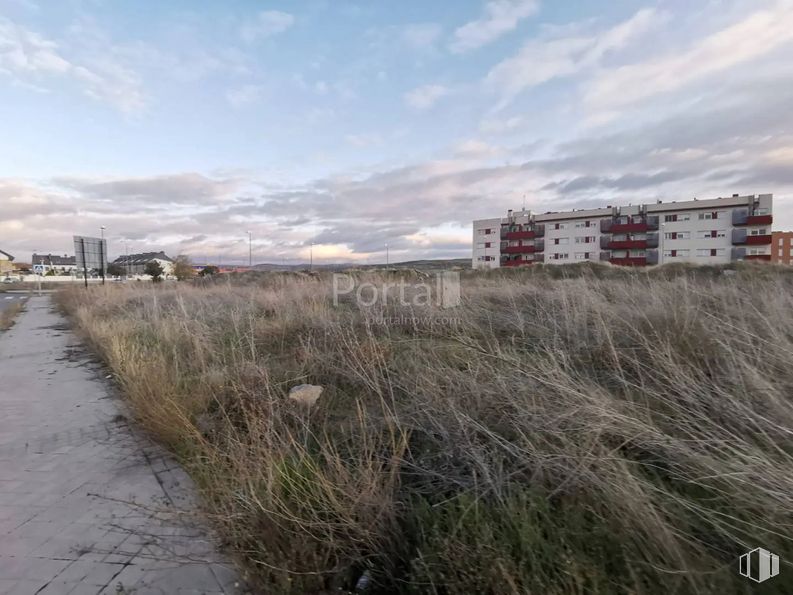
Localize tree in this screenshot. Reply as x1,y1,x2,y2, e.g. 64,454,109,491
144,260,164,282
199,265,219,277
173,255,195,281
107,263,126,278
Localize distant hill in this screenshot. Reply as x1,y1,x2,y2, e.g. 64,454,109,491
252,258,471,272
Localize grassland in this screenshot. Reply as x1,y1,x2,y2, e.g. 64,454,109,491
57,263,793,594
0,301,25,330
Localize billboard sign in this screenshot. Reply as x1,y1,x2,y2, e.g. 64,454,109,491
73,236,107,278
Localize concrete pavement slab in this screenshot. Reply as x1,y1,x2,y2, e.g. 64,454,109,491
0,297,247,594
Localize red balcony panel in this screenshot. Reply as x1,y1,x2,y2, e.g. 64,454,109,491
609,257,647,267
745,234,772,245
607,240,647,250
745,254,771,262
746,215,773,226
505,230,535,240
502,259,532,267
502,245,536,254
610,223,649,233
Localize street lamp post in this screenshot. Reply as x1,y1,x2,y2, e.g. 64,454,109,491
100,226,106,285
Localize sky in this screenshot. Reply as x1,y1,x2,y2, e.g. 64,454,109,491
2,0,793,265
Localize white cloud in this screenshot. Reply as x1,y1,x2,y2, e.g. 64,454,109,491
226,84,265,108
450,0,539,53
485,8,660,108
479,115,526,134
402,23,443,50
404,84,450,110
585,3,793,111
240,10,295,44
0,16,146,113
345,133,383,148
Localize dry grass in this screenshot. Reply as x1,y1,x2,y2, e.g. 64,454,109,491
0,301,25,330
57,264,793,594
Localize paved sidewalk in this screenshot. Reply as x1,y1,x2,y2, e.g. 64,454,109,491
0,297,245,594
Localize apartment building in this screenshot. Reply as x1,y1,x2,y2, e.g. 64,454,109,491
473,193,773,269
771,231,793,265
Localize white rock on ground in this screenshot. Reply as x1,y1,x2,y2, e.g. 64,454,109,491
288,384,324,407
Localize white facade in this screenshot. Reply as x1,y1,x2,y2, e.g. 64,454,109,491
472,217,502,269
473,194,773,269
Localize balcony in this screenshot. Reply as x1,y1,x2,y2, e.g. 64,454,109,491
601,239,647,250
533,239,545,252
601,216,659,234
748,214,773,226
646,249,659,265
609,257,648,267
504,230,535,241
745,254,771,262
502,245,535,254
502,258,532,267
732,229,772,245
746,235,773,245
733,209,773,226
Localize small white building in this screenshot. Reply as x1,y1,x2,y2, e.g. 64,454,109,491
473,193,773,269
112,252,174,276
31,254,78,275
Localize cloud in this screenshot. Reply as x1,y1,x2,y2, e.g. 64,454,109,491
53,173,241,205
402,23,443,51
485,8,660,107
240,10,295,44
404,84,450,110
450,0,539,53
585,3,793,111
0,16,146,113
226,84,265,108
345,133,383,148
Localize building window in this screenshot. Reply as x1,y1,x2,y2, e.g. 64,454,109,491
750,228,768,236
664,214,677,222
484,242,491,248
554,238,569,245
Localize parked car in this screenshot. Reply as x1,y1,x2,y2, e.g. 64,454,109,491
2,277,20,284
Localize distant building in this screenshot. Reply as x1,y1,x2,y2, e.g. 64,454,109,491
0,250,14,274
112,252,174,276
32,254,77,275
473,193,773,268
771,232,793,265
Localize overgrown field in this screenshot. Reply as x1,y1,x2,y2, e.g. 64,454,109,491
0,301,24,330
57,264,793,594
